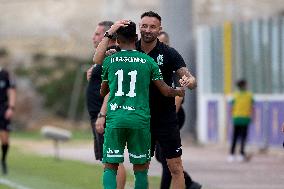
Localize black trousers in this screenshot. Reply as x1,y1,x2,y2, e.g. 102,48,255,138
155,107,193,189
91,119,104,161
230,125,249,155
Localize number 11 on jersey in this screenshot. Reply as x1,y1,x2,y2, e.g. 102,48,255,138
115,69,137,97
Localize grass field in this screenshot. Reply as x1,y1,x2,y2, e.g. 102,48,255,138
0,130,160,189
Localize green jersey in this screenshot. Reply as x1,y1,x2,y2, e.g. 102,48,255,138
102,50,163,129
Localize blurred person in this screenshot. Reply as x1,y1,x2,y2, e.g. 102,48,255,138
228,79,254,162
85,21,126,188
157,31,169,45
93,11,197,189
99,20,185,189
156,31,201,189
0,66,16,175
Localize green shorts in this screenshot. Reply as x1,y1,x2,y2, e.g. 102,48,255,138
102,127,151,164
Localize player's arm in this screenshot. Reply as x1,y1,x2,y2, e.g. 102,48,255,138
86,65,93,81
93,37,110,65
176,67,197,89
100,81,109,97
5,86,16,120
93,20,130,65
153,80,185,97
96,93,109,134
175,96,183,113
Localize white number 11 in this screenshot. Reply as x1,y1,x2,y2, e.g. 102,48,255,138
115,69,137,97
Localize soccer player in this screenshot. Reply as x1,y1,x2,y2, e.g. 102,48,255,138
85,21,126,188
100,21,185,189
0,66,16,175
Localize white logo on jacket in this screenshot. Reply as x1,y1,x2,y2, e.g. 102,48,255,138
156,54,164,66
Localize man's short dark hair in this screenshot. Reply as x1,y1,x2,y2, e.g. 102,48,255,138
116,21,136,42
141,11,161,22
98,21,114,31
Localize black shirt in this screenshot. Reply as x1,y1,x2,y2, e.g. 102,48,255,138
136,40,186,120
0,68,15,112
86,64,104,121
86,46,120,121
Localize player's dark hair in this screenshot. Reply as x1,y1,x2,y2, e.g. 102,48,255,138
141,11,161,22
116,21,137,43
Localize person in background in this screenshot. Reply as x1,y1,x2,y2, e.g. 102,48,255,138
228,79,254,162
86,21,126,188
0,65,16,175
157,31,170,45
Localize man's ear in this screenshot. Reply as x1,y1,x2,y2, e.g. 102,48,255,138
159,26,163,32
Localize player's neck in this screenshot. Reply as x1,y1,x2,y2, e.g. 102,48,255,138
141,38,157,54
119,43,136,51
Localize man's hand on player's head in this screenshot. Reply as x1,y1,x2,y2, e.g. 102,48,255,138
108,20,130,35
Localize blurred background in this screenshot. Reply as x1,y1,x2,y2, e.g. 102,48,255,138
0,0,284,189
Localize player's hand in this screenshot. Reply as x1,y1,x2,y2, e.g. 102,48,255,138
176,87,185,97
105,49,117,56
282,123,284,133
5,108,14,120
108,20,130,35
179,75,196,89
96,117,105,134
86,66,94,81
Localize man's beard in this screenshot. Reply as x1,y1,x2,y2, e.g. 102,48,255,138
141,32,157,43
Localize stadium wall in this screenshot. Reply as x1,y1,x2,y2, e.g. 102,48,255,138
196,15,284,147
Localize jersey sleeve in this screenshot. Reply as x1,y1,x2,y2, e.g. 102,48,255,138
169,47,186,71
149,58,163,81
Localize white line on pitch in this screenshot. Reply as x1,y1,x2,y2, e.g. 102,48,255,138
0,178,32,189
